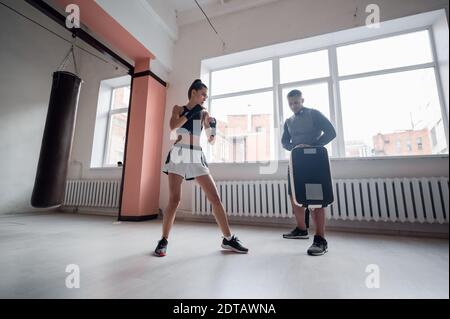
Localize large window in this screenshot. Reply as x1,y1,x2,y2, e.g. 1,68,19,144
337,30,433,76
211,61,273,96
205,60,275,163
280,50,329,83
91,79,130,168
205,28,448,162
209,91,275,163
104,86,129,166
340,68,442,157
337,30,447,157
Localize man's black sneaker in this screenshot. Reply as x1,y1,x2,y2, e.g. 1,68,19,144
307,235,328,256
283,227,309,239
221,236,249,254
154,238,168,257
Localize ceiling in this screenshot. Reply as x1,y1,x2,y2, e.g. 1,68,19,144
166,0,280,25
168,0,218,13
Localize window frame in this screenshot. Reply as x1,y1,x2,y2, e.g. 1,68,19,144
205,26,449,162
103,85,130,167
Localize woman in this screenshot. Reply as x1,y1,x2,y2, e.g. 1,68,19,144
154,79,249,257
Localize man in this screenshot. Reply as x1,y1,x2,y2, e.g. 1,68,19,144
282,89,336,256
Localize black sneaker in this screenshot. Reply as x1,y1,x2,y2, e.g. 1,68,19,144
283,227,309,239
154,238,168,257
307,235,328,256
221,236,249,254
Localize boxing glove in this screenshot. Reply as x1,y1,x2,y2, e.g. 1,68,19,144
209,117,217,136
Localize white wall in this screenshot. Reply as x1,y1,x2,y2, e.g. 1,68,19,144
0,0,126,214
160,0,450,213
66,62,128,181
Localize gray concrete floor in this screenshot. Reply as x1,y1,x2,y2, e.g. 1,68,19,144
0,212,448,299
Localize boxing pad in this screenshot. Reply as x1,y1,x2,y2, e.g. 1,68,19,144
289,146,334,208
31,71,82,208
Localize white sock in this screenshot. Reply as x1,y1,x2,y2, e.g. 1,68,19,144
225,235,234,241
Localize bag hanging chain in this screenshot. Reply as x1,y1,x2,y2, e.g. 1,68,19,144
57,34,79,76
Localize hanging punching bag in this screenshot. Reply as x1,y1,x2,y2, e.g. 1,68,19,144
31,71,82,208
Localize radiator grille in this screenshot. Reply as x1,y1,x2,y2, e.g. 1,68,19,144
193,177,449,224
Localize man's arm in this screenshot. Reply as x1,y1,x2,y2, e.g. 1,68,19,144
281,122,294,151
313,110,336,146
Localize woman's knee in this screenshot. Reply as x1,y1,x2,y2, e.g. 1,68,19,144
208,193,221,205
169,194,181,205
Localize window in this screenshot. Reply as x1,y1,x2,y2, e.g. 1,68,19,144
205,28,448,161
340,68,442,157
105,112,127,165
280,50,329,83
406,140,413,152
104,86,129,166
211,61,273,96
92,78,131,168
337,30,433,76
111,86,130,110
208,91,274,163
417,137,424,151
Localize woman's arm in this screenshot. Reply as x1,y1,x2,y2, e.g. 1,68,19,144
203,110,216,144
169,105,188,131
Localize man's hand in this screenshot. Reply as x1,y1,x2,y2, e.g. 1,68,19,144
208,135,216,144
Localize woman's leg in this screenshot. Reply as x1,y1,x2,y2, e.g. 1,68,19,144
161,173,184,239
195,174,232,238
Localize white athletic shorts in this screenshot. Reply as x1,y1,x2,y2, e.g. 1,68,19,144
162,144,210,181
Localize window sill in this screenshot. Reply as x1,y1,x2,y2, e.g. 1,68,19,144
207,154,448,165
329,154,449,161
89,167,123,170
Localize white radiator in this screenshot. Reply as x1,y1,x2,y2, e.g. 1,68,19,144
63,179,122,209
192,177,449,224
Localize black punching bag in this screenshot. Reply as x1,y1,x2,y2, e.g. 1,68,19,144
31,71,82,208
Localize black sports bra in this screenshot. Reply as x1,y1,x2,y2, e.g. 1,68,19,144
177,106,203,136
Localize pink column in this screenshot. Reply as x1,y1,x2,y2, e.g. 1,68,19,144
120,59,166,220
